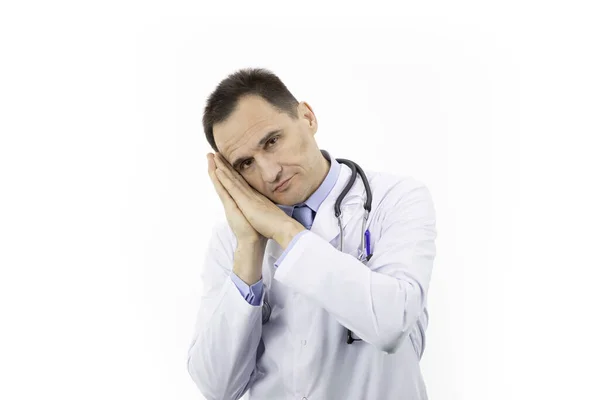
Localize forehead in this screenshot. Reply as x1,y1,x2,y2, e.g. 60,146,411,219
213,95,290,158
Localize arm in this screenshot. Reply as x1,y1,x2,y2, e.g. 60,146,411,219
272,182,437,354
230,237,267,305
187,223,265,400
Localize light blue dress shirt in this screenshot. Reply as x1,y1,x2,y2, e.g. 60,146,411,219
230,151,342,305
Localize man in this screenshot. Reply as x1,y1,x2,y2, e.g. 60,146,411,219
187,68,437,400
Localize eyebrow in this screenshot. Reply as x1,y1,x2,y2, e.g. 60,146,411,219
230,129,282,170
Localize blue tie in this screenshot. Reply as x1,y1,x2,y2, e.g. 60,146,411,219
292,204,315,230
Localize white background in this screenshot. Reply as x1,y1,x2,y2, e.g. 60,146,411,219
1,1,599,399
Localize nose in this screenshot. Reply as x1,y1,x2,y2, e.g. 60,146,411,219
256,156,282,185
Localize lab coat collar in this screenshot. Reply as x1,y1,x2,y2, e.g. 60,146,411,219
267,159,365,260
311,160,364,243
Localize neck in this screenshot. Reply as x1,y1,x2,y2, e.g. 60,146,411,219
312,152,330,192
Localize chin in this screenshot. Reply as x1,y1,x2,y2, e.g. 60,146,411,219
275,192,298,206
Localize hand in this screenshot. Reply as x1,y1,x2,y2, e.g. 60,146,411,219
207,153,263,244
212,152,304,243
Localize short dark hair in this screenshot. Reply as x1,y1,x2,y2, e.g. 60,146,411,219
202,68,300,152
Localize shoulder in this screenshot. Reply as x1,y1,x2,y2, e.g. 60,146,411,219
208,220,237,252
366,169,433,205
201,220,238,277
364,169,436,222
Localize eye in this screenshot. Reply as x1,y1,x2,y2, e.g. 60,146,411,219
240,159,253,170
267,136,279,146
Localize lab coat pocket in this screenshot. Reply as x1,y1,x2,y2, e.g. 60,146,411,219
348,329,364,342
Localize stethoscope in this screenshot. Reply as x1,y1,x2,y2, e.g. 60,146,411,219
262,152,373,345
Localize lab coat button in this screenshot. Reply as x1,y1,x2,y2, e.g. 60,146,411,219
301,340,307,346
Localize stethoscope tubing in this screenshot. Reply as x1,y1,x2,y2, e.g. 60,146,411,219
262,156,373,345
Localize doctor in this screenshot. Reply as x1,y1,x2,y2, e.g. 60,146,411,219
187,68,437,400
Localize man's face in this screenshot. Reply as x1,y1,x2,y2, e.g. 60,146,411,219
213,95,323,206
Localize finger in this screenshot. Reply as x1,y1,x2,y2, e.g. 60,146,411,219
211,172,244,217
212,153,271,206
206,153,217,174
214,153,253,199
215,168,237,195
216,168,252,210
213,153,237,180
214,153,249,187
207,155,238,209
208,168,230,203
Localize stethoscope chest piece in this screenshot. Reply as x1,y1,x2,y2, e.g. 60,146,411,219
262,297,271,325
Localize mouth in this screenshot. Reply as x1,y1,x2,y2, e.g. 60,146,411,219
274,176,294,192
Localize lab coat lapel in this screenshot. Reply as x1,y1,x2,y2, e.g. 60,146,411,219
310,163,363,245
265,163,364,263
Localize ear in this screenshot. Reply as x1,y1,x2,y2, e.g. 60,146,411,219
298,101,318,135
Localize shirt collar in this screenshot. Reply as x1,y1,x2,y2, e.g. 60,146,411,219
277,149,341,216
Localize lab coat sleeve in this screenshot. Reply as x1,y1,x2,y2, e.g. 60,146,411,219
187,222,264,400
273,181,437,354
274,229,310,268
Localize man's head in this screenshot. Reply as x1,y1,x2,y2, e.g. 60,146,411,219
203,68,329,206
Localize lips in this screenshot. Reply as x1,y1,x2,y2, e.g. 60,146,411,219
274,176,293,192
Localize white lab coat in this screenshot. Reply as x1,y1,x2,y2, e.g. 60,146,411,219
187,163,437,400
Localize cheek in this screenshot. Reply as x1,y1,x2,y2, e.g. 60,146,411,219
239,173,259,189
284,135,310,161
250,177,273,197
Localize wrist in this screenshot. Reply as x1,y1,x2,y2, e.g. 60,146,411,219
236,236,267,250
233,240,266,286
273,220,306,248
